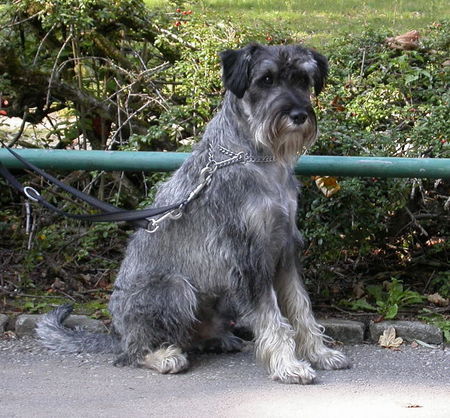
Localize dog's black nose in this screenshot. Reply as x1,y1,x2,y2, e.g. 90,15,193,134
289,109,308,125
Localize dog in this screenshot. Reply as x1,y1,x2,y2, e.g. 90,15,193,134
37,43,350,384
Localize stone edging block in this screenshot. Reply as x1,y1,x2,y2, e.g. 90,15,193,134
369,320,443,345
318,319,365,344
0,314,9,333
14,314,107,337
1,313,445,346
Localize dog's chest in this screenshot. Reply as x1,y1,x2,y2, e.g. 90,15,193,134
241,165,298,238
257,163,297,209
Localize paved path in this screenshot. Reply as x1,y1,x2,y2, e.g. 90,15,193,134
0,337,449,418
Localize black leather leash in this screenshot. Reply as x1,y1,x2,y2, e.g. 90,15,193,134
0,144,185,229
1,142,275,231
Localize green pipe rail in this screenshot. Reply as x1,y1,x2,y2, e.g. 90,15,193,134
0,149,449,179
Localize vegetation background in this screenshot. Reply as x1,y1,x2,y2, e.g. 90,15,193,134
0,0,448,337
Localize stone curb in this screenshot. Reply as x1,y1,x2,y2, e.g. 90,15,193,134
369,320,443,345
0,314,8,334
320,319,443,345
318,319,366,344
0,314,445,345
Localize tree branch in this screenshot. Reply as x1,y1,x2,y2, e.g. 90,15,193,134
0,48,148,137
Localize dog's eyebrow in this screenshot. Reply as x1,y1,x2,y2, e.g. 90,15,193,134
292,59,318,87
298,58,317,73
254,59,278,75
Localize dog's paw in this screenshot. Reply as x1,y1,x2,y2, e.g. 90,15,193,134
193,334,245,353
141,345,189,374
113,353,133,367
220,334,245,352
270,360,316,384
311,348,351,370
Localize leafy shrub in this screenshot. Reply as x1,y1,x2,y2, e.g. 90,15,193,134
300,24,449,295
128,9,269,148
419,309,450,342
342,278,424,319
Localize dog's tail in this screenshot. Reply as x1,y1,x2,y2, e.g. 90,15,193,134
36,304,121,354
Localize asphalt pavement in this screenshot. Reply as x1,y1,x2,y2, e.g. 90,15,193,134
0,336,449,418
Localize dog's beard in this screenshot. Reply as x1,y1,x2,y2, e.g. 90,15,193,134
253,113,317,164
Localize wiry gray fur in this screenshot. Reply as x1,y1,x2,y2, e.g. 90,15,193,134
37,43,350,383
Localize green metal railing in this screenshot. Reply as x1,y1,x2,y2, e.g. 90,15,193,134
0,149,449,179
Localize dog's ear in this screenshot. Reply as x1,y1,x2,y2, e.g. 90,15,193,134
220,44,260,99
309,50,328,96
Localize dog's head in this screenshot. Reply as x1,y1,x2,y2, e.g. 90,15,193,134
220,43,328,163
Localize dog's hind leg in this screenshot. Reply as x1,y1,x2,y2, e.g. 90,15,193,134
249,288,317,384
112,273,197,374
274,256,351,371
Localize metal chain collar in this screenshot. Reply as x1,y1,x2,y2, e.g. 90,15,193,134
145,141,275,233
212,143,276,166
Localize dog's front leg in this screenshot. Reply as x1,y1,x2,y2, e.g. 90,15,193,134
274,256,350,370
249,288,316,384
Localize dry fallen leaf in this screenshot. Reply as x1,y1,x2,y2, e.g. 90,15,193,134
427,293,449,307
331,95,346,112
378,326,403,348
386,30,420,50
314,176,341,197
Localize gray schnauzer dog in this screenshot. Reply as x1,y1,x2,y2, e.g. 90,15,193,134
37,43,350,384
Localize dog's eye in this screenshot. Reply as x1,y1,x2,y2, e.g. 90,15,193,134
261,74,274,86
294,73,309,87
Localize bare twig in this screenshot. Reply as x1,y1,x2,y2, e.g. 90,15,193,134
423,270,435,293
0,10,44,29
109,99,153,143
26,208,37,251
45,33,73,109
405,206,429,236
444,196,450,211
100,61,171,104
152,24,196,50
44,114,63,144
360,48,366,77
7,109,28,147
33,23,57,65
25,201,32,235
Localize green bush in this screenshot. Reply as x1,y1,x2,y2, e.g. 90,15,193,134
300,24,449,294
127,9,270,149
341,278,424,319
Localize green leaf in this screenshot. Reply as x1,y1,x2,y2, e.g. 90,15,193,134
366,285,383,301
444,329,450,343
384,303,399,319
347,298,377,312
405,73,419,84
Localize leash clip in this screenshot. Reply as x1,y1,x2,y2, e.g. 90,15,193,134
23,186,41,202
145,206,185,234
